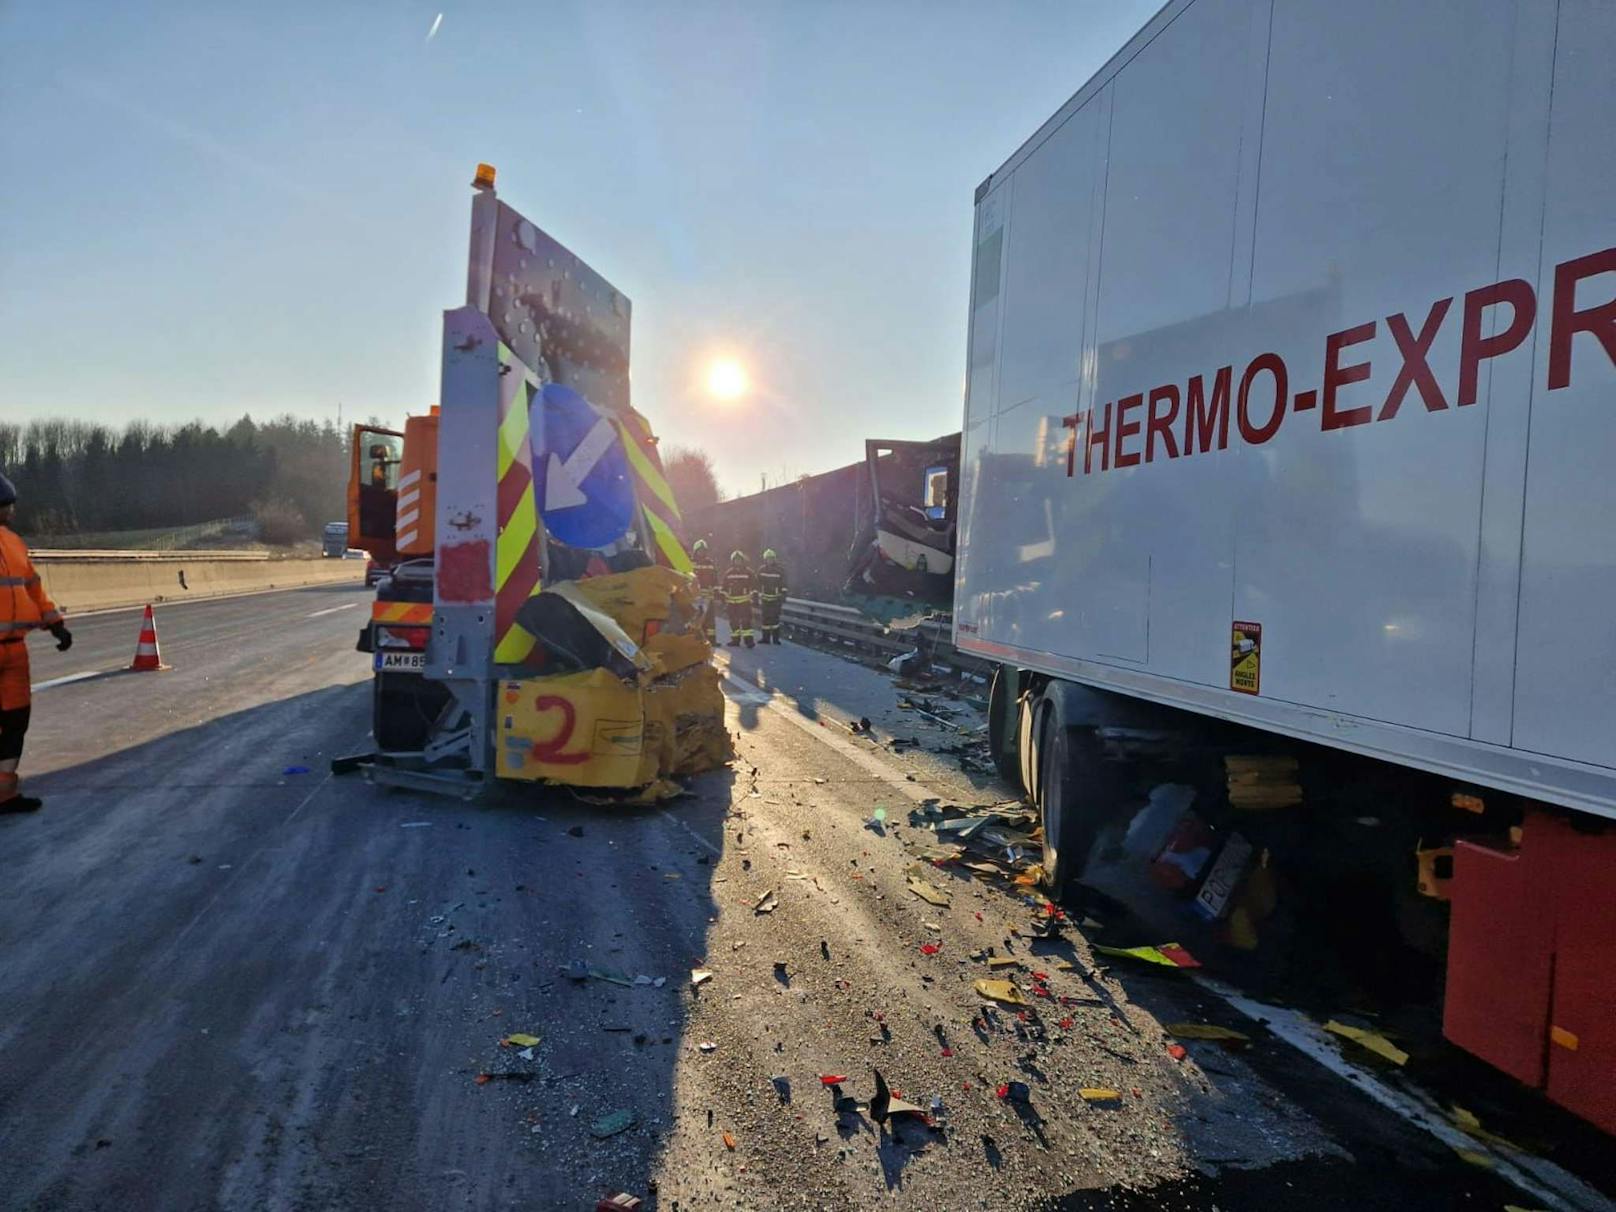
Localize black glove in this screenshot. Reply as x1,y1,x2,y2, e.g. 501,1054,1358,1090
49,622,72,652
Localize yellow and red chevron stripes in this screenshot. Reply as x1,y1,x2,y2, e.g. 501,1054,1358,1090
371,601,434,625
615,408,691,574
494,346,542,664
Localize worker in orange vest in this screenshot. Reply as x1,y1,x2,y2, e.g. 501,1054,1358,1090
0,471,72,813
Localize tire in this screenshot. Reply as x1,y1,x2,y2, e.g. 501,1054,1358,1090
373,672,448,752
987,666,1023,787
1038,712,1109,901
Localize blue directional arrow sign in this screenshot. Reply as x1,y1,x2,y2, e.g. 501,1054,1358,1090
531,382,636,549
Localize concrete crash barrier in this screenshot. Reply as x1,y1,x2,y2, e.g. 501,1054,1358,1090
32,550,365,614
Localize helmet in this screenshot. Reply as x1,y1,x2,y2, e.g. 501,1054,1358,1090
693,539,708,553
762,548,777,562
730,549,747,563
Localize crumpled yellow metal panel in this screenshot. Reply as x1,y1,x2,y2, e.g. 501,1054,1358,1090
496,564,730,794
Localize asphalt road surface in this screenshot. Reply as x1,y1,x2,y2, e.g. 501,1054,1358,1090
0,587,1609,1211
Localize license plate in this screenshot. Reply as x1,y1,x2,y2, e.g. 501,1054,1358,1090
375,651,425,673
1194,831,1254,921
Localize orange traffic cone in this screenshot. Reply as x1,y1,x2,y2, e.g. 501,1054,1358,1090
128,604,170,671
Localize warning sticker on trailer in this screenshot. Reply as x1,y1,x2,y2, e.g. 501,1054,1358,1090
1231,622,1262,695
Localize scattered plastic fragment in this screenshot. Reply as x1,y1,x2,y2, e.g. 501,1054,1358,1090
906,877,951,907
920,942,941,956
1168,1023,1251,1044
503,1033,542,1048
1451,1104,1518,1150
1323,1020,1409,1066
591,1109,636,1138
974,979,1029,1007
819,1074,848,1086
754,890,779,914
987,956,1021,970
996,1081,1031,1104
1166,1043,1188,1062
1079,1088,1122,1103
596,1194,643,1212
517,1047,535,1060
870,1068,925,1122
282,766,310,776
722,1131,737,1150
1092,942,1201,968
691,968,714,986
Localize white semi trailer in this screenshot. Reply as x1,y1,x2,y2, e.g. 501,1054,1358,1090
955,0,1616,1134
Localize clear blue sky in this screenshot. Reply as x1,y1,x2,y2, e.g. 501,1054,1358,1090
1,1,1157,496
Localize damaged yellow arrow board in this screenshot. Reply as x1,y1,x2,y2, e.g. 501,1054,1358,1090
974,979,1030,1007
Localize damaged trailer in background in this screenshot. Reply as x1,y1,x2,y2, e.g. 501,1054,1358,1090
844,437,959,605
684,433,961,613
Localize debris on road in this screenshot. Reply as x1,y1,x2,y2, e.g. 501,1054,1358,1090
502,1033,541,1048
691,968,714,987
590,1109,637,1138
474,1072,536,1085
1167,1023,1250,1045
1091,942,1200,969
595,1193,643,1212
1324,1019,1409,1066
869,1069,926,1123
754,890,779,914
906,876,951,907
973,979,1029,1007
1079,1088,1123,1104
996,1081,1031,1104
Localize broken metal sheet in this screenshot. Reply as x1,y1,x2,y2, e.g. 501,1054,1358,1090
906,877,951,907
974,979,1029,1007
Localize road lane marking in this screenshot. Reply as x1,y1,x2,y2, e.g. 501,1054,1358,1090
307,603,360,618
720,668,937,805
1199,979,1605,1212
658,806,722,856
719,660,1602,1212
31,670,111,692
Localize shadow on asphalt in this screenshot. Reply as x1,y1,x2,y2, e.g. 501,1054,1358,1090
0,682,740,1211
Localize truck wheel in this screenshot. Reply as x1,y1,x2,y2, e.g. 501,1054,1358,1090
1038,714,1107,901
987,666,1023,788
373,673,443,752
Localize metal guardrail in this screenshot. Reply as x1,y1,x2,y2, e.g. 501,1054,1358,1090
782,598,994,686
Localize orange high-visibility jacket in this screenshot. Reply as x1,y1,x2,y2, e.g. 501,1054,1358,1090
0,525,63,638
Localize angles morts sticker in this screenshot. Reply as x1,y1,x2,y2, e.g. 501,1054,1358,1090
1231,621,1262,695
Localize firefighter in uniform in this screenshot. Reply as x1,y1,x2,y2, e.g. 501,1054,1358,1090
757,548,788,645
0,471,72,813
691,539,718,644
722,549,756,648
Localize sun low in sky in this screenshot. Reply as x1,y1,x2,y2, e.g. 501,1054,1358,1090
705,357,749,402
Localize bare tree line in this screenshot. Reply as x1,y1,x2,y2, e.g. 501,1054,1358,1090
0,415,364,538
